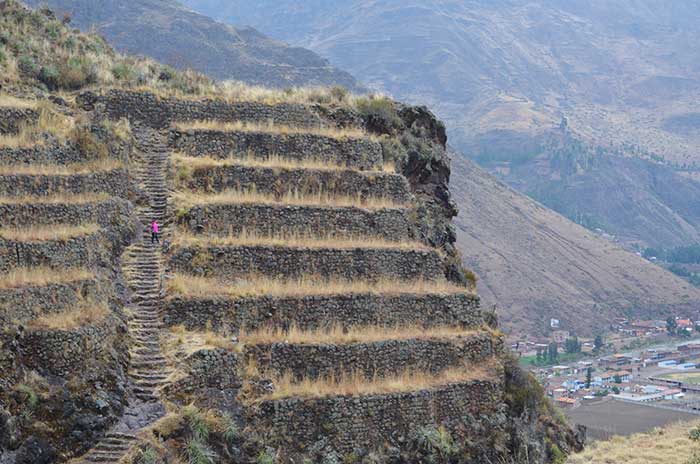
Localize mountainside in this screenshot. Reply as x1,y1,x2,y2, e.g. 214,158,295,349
0,3,579,462
181,0,700,249
451,154,700,337
22,0,361,90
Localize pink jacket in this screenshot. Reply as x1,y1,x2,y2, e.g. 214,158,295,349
151,222,159,233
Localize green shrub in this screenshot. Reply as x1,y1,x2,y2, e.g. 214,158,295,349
18,54,38,76
183,405,210,443
139,447,158,464
112,63,135,81
16,384,39,409
355,96,402,130
222,414,239,444
256,448,277,464
44,22,60,40
689,425,700,441
0,47,6,65
185,439,215,464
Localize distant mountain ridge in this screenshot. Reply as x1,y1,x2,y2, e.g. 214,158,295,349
181,0,700,250
23,0,361,90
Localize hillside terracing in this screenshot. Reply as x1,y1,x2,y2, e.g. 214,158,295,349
0,89,579,463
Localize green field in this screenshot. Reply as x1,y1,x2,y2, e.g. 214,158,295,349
659,372,700,384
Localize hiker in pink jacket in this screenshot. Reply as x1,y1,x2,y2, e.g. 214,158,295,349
151,220,159,244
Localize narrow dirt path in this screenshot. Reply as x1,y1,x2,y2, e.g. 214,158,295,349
78,127,171,463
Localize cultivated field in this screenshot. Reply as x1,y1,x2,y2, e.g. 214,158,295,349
567,398,699,440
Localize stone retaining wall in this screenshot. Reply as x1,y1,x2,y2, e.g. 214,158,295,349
250,379,504,456
180,165,411,204
81,90,326,129
0,234,107,272
169,245,444,281
18,315,122,377
246,334,501,380
179,204,413,241
0,279,102,329
164,293,484,333
0,198,135,230
0,169,131,197
169,130,382,170
0,107,39,135
165,348,241,402
0,145,84,165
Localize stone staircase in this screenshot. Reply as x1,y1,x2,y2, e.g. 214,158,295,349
76,127,171,463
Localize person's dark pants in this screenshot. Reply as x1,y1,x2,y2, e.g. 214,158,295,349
151,232,159,244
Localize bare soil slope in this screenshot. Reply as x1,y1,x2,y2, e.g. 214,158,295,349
451,154,700,337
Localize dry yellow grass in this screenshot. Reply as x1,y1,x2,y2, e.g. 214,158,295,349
173,119,367,140
567,421,700,464
167,273,471,299
173,151,395,173
173,228,429,251
241,324,481,346
0,158,122,175
0,193,109,205
28,301,109,330
0,267,92,290
0,94,39,109
162,325,236,359
173,188,405,212
0,224,99,241
260,361,496,401
0,101,75,148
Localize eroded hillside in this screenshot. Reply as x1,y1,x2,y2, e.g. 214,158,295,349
0,2,578,463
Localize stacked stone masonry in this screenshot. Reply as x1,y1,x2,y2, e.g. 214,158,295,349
169,129,383,170
165,293,484,333
83,90,327,129
0,279,101,329
169,245,445,281
245,333,503,380
0,170,131,197
179,204,413,241
0,107,38,135
252,380,505,455
180,165,411,204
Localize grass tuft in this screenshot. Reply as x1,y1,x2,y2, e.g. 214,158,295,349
172,120,367,140
27,300,109,330
166,273,471,299
172,188,405,212
172,228,429,251
0,223,99,241
0,266,92,290
259,361,496,401
0,158,122,176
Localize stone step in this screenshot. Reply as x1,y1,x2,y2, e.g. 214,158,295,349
165,291,485,333
169,244,444,282
179,203,412,242
179,164,411,205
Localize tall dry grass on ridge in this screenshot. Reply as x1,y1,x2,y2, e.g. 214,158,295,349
0,100,75,148
173,120,368,140
172,188,405,212
258,361,496,401
167,273,471,299
0,193,109,205
240,324,482,346
0,223,99,241
28,300,109,330
0,267,92,290
0,158,122,175
173,228,429,251
172,152,396,173
567,421,700,464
